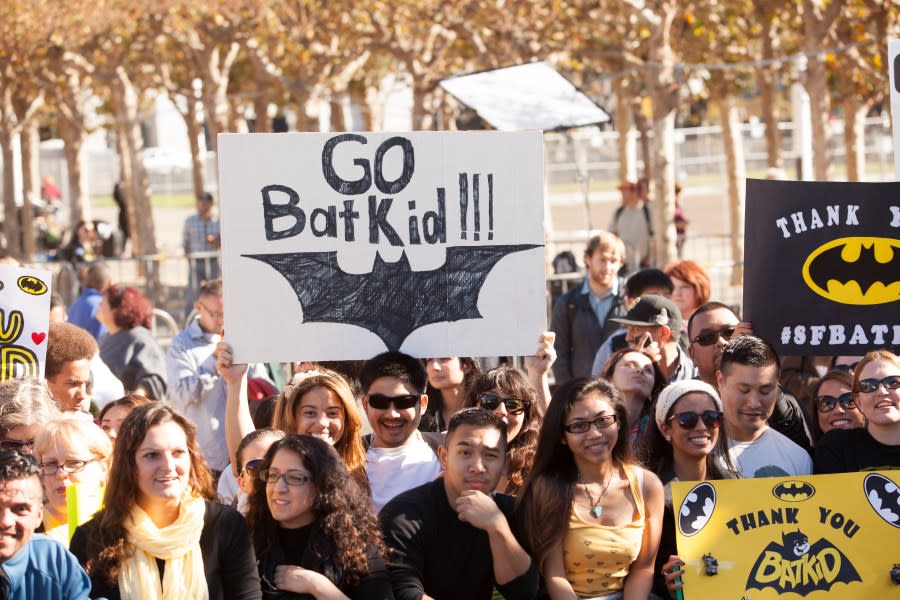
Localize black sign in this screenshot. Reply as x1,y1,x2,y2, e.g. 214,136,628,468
743,179,900,355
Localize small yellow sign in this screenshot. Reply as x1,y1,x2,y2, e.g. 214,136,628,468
673,472,900,598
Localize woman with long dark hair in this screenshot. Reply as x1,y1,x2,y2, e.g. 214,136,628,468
247,435,391,599
600,348,667,449
636,380,737,597
69,403,260,599
465,365,541,495
516,378,663,599
421,357,480,432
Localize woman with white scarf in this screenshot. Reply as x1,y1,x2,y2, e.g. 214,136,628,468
70,403,261,600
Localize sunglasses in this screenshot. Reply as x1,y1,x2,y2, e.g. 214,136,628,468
0,439,34,452
367,393,420,410
478,393,527,415
691,325,737,347
855,375,900,394
259,469,311,486
816,393,855,413
667,410,723,430
564,414,618,434
832,362,859,373
240,458,264,478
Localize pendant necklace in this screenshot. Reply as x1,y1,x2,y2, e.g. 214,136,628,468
579,472,613,518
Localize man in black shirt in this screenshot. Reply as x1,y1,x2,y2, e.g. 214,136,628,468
379,408,538,600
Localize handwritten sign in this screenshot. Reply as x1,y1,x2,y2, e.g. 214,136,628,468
218,132,545,362
673,472,900,598
743,179,899,355
0,264,51,381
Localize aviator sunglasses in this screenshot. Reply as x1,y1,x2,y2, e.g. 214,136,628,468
691,325,737,347
815,392,855,413
367,393,420,410
855,375,900,394
478,393,528,415
667,410,723,430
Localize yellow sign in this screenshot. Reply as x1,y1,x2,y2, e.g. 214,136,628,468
673,472,900,598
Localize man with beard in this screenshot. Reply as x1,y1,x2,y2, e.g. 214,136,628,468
360,351,442,513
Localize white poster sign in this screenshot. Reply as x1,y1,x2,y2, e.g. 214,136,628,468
889,39,900,178
0,264,52,380
219,132,545,363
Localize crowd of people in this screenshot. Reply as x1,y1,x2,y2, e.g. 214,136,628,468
0,223,897,600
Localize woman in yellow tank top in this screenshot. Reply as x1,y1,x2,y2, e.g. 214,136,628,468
517,378,664,599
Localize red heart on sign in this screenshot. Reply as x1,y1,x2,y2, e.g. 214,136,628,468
31,332,46,345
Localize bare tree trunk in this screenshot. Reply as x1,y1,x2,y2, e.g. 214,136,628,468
717,91,746,284
329,94,347,131
253,89,271,133
758,67,783,171
362,84,381,131
614,77,637,182
59,118,89,226
19,120,40,260
0,127,20,255
843,96,867,181
184,99,205,197
200,42,240,153
111,69,157,256
804,55,832,180
412,86,428,131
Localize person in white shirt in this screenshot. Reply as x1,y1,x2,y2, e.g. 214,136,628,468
716,336,812,478
358,351,442,513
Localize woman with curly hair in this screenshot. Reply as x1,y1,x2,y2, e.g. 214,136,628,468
600,348,667,449
219,344,369,492
247,435,391,599
465,365,541,495
96,285,167,400
69,403,260,599
516,378,663,600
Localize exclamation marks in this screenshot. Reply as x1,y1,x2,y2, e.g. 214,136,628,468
459,173,468,240
458,172,494,241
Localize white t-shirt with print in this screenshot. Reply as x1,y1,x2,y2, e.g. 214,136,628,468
727,427,812,478
367,431,442,514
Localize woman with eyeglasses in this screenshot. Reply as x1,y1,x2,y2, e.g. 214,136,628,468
69,403,260,599
217,343,370,493
635,380,738,598
33,414,112,545
421,357,480,432
815,349,900,473
96,285,168,400
600,349,667,450
226,428,285,514
465,365,541,495
808,370,864,443
247,435,392,599
516,378,663,600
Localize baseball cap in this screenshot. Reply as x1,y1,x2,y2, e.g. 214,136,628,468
610,294,682,333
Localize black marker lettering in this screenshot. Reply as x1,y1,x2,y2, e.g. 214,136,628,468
374,136,415,194
262,184,305,240
423,189,446,244
339,200,359,241
310,206,337,238
322,134,371,195
368,196,403,246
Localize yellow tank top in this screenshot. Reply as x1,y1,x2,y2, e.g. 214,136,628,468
562,464,646,596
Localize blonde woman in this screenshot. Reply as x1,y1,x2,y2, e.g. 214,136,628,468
34,414,112,545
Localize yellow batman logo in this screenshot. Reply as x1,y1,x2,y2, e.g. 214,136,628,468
801,237,900,305
16,276,47,296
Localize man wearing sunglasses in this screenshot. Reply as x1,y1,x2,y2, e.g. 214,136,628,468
359,352,443,513
716,336,812,478
689,302,813,456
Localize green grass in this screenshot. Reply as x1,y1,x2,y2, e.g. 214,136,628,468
92,194,198,209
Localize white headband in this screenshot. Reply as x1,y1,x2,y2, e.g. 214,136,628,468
655,379,723,430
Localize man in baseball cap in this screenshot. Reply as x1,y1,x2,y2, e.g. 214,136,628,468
610,294,693,382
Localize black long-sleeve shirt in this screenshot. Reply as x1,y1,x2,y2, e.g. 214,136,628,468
379,478,539,600
70,501,261,600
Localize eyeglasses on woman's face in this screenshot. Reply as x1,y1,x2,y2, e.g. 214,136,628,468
259,469,311,486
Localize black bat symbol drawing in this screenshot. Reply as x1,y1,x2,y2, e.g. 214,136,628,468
677,482,716,537
806,240,900,296
863,473,900,528
244,244,541,351
772,480,815,502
